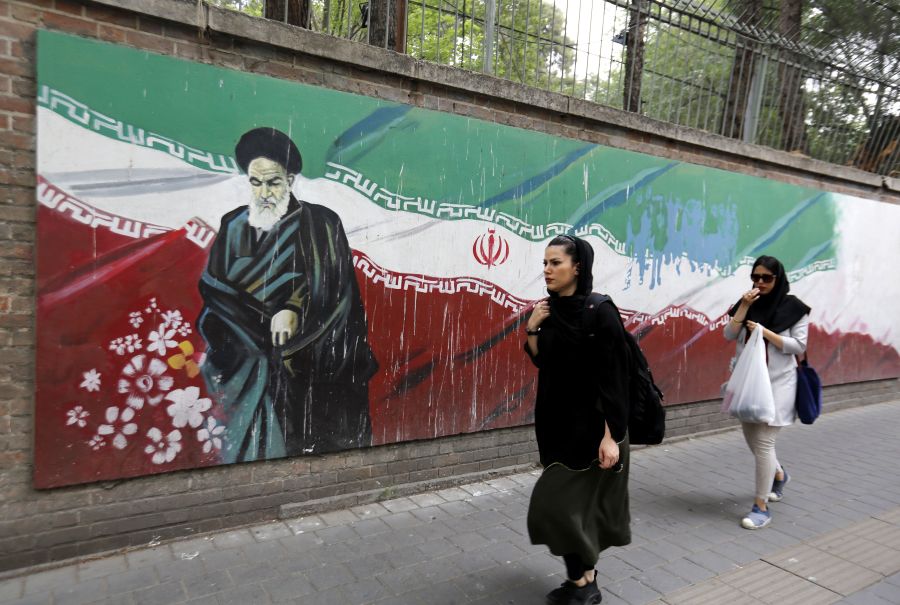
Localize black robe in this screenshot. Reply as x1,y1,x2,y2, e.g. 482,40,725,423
524,236,633,566
198,196,377,462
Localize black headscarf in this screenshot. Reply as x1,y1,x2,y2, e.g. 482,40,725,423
547,235,595,332
728,255,811,334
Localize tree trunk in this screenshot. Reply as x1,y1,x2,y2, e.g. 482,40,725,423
623,0,647,113
265,0,310,27
721,0,762,139
777,0,808,152
368,0,407,51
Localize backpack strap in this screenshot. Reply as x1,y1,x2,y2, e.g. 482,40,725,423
584,293,619,327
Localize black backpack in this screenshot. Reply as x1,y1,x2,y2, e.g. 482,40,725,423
586,294,666,445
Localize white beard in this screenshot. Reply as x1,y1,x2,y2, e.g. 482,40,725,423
248,193,290,231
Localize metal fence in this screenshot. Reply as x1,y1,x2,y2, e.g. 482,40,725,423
213,0,900,177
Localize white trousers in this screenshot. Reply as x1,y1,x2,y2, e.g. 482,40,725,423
741,422,783,502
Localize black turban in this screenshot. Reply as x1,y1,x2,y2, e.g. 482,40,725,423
234,127,303,175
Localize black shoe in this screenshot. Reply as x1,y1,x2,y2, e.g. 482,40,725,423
546,574,601,605
566,577,601,605
546,580,576,605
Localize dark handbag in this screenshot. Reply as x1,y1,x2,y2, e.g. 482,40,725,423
795,353,822,424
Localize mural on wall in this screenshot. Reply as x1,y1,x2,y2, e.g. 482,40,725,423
35,31,900,488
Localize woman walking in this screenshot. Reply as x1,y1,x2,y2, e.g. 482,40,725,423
725,255,810,529
524,235,632,605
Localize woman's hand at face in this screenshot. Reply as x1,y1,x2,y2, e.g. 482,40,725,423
740,288,760,308
598,436,619,470
527,299,550,332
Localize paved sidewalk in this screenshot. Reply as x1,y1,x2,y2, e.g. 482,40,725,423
3,401,900,605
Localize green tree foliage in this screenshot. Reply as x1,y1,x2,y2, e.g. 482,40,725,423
405,1,579,91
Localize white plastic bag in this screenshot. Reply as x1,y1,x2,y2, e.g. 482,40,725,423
721,327,775,424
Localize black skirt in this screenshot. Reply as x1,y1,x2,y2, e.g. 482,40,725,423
527,437,631,566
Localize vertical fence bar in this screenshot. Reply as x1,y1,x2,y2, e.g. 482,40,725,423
484,0,496,74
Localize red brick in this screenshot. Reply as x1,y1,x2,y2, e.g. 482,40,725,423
0,17,35,39
124,29,174,55
54,0,84,16
11,150,32,168
163,22,200,44
12,113,34,133
0,57,31,78
0,74,10,94
0,130,33,150
84,3,135,28
137,15,163,35
0,94,33,114
1,188,35,207
0,170,34,186
97,23,126,44
42,10,96,37
9,4,42,24
173,42,204,62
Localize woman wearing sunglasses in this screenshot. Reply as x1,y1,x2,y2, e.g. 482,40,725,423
725,255,810,529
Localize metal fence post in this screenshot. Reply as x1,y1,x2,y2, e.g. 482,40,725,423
484,0,496,75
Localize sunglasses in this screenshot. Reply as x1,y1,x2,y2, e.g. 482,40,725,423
750,273,775,284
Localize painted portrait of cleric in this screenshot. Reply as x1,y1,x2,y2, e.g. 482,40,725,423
197,127,378,463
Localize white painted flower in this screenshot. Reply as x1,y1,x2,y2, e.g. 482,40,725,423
79,369,101,392
97,406,138,450
165,387,211,429
177,322,193,337
108,334,142,356
196,416,225,453
129,311,144,329
147,324,178,356
109,337,127,355
144,297,158,314
161,309,183,329
118,354,174,409
88,435,106,451
144,427,182,464
66,405,90,428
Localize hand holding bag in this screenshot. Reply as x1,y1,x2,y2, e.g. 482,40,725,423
722,327,776,424
795,353,822,424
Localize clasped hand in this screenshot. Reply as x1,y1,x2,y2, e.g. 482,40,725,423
271,309,298,346
598,436,619,470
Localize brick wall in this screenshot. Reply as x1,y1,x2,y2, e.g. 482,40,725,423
1,0,898,573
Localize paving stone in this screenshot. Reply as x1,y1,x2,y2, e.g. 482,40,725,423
765,543,883,595
249,522,294,542
210,530,256,551
604,577,663,605
181,570,234,599
212,583,270,605
381,497,419,513
631,567,691,595
717,560,841,603
349,517,392,538
260,575,314,603
349,503,391,519
317,510,359,527
408,492,447,508
77,557,128,582
304,562,355,592
51,577,108,605
24,566,78,595
0,578,23,602
131,580,187,605
226,562,281,585
106,567,159,595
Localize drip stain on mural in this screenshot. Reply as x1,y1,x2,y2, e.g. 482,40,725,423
33,31,900,488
